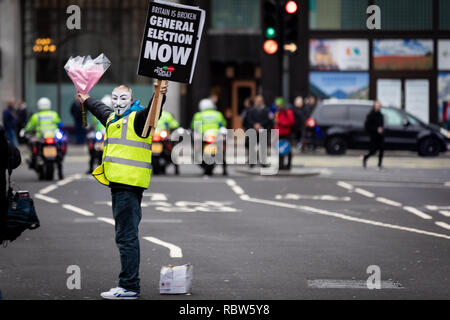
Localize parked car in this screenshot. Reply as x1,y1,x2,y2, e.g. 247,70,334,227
304,99,449,157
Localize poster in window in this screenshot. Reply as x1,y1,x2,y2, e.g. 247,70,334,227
405,80,429,123
377,79,402,109
373,39,433,71
310,39,369,71
438,40,450,70
309,72,369,100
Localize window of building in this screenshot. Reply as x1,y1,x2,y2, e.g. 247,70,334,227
211,0,260,30
440,0,450,30
310,0,368,30
374,0,432,30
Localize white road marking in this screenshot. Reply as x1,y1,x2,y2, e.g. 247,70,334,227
354,188,375,198
426,205,450,211
57,177,74,186
307,279,403,289
375,197,402,207
143,193,168,201
143,236,183,258
97,217,115,225
337,181,354,191
402,206,432,220
241,195,450,240
346,181,449,189
95,201,112,207
435,221,450,231
39,184,58,195
226,179,245,195
74,218,183,224
276,194,351,201
62,204,95,217
35,194,59,204
445,182,450,187
439,210,450,217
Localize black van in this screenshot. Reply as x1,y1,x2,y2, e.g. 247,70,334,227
304,100,449,156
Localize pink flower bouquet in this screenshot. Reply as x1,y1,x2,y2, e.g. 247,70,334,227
64,54,111,127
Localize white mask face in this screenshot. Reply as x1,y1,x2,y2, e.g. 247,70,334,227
111,91,132,116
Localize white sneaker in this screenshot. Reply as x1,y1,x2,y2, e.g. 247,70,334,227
100,287,140,300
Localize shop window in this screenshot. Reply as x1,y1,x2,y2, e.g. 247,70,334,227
310,0,368,30
374,0,432,30
212,0,260,30
440,0,450,30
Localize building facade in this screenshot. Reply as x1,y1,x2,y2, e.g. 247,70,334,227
2,0,450,128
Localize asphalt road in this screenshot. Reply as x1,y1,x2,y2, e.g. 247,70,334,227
1,147,449,300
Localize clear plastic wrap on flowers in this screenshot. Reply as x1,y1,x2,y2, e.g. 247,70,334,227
64,54,111,94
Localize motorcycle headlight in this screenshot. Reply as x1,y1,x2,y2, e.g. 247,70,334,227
95,131,103,141
55,130,63,140
440,128,449,139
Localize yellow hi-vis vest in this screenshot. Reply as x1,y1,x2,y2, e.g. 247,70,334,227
92,112,152,188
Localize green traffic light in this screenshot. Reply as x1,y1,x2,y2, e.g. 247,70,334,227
265,27,276,39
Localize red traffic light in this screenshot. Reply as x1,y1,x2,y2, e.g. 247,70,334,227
263,39,279,55
285,1,298,14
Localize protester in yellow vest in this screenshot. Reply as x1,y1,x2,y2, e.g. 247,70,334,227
77,81,168,300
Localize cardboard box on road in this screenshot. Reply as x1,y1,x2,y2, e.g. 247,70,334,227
159,263,193,294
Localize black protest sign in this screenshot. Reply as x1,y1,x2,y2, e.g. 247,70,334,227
137,0,205,84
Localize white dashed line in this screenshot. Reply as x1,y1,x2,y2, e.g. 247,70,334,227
38,184,58,195
337,181,354,191
426,205,450,211
375,197,402,207
143,236,183,258
276,194,351,201
402,206,432,220
439,210,450,217
62,204,95,217
435,221,450,231
97,217,115,225
354,188,375,198
35,193,59,204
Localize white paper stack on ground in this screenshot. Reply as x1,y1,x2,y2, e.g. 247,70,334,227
159,264,193,294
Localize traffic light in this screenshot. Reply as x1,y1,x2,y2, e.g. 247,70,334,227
263,0,279,55
284,0,299,53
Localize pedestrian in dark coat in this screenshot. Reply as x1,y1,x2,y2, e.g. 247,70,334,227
363,101,384,169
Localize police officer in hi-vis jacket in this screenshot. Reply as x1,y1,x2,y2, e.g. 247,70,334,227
77,81,168,299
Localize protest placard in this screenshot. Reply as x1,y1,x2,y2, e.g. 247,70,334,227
137,0,205,84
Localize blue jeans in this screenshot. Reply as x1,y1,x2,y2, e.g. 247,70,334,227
111,189,143,292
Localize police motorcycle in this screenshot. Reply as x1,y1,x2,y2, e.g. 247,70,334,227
86,126,105,173
194,127,228,176
23,128,67,180
152,127,185,175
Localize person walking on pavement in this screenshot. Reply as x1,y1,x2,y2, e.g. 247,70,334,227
246,95,271,167
291,96,307,151
2,98,18,147
274,97,295,170
363,100,384,169
16,99,28,144
77,82,168,300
